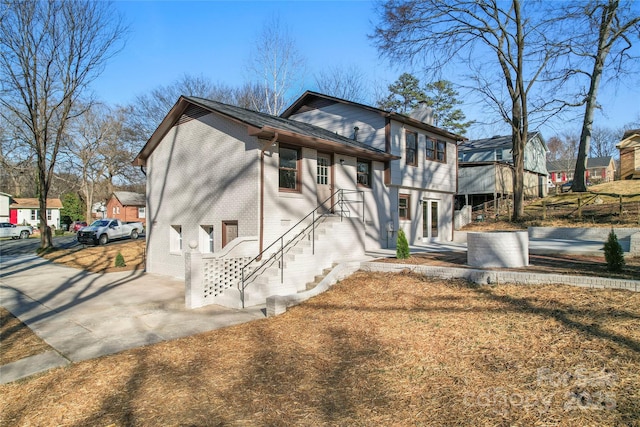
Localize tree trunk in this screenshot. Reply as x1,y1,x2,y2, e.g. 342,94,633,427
38,193,53,249
511,131,526,221
572,1,615,193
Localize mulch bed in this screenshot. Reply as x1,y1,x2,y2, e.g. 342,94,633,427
375,251,640,281
1,272,639,426
0,307,55,365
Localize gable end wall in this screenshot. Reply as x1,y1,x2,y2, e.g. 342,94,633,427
146,113,260,278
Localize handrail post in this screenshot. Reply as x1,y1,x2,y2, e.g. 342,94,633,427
280,236,284,283
312,210,315,255
241,268,245,309
361,191,364,222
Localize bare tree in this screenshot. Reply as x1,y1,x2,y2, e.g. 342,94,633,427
314,65,368,102
546,136,564,161
373,0,563,220
0,0,126,248
64,104,110,222
246,16,306,115
63,104,141,221
131,74,221,140
565,0,640,192
590,126,620,158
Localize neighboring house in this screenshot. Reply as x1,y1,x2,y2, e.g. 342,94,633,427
0,192,10,222
617,129,640,180
106,191,146,226
92,202,106,220
9,198,63,228
547,156,616,185
133,93,462,308
457,132,549,207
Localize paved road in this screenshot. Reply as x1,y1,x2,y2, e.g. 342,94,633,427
0,234,78,258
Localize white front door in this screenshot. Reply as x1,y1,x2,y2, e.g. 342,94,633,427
423,200,439,241
317,153,332,212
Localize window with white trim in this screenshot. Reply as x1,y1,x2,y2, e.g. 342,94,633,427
138,207,146,218
170,225,182,253
199,225,214,253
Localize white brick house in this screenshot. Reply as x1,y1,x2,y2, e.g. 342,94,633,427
134,93,463,308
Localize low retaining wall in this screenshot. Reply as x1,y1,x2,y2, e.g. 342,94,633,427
361,262,640,292
266,262,362,317
266,261,640,316
528,227,640,240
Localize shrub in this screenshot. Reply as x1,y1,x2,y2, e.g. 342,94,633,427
603,230,625,272
396,229,410,259
54,229,65,236
115,252,126,268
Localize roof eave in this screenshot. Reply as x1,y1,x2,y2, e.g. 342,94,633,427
258,126,399,161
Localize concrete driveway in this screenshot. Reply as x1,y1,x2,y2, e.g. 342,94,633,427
0,253,265,383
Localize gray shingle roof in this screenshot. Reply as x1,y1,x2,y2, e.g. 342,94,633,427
586,156,613,168
186,96,391,157
114,191,145,206
459,131,542,151
546,156,613,172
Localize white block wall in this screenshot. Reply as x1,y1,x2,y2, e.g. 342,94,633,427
146,114,261,278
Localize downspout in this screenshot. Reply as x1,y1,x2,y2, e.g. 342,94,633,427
259,133,278,257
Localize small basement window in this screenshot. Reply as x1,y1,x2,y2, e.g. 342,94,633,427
170,225,182,253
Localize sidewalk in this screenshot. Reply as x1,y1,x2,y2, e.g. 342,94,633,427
0,255,265,384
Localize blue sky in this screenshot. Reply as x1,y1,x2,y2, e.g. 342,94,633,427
91,0,640,139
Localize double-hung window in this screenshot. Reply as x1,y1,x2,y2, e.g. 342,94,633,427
399,194,410,220
406,130,417,166
436,140,446,162
356,159,371,188
279,145,301,191
426,138,447,163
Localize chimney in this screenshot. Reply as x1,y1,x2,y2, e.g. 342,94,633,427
409,101,433,125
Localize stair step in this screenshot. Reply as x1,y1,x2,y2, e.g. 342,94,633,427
303,266,336,291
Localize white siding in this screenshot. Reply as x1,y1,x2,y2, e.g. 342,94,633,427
14,208,60,228
288,103,387,151
525,136,548,175
388,121,457,194
0,194,10,222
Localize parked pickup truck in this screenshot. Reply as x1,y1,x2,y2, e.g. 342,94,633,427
77,218,144,245
0,222,34,239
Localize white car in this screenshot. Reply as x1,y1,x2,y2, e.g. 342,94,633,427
0,222,33,239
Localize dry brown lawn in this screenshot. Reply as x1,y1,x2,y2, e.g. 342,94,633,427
40,239,145,273
0,307,55,365
1,272,639,426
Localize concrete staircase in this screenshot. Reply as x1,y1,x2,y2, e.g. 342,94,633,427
241,215,363,307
